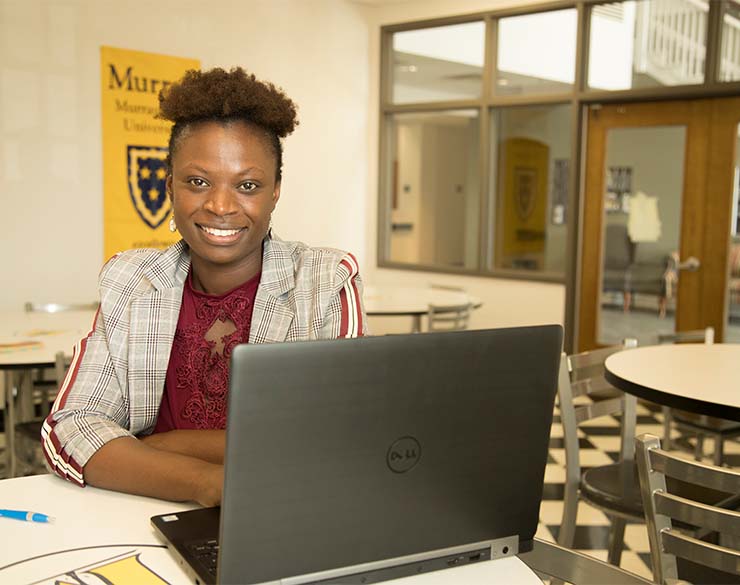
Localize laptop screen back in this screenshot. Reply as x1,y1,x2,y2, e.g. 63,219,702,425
218,325,561,584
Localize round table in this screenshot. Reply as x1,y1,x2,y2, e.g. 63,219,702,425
604,344,740,422
363,286,481,333
0,310,96,477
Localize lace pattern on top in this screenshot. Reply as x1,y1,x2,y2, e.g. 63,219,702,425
171,272,258,429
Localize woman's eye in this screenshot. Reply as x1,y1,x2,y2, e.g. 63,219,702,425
239,182,257,192
188,177,208,187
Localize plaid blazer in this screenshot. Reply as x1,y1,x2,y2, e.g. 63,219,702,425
42,235,366,486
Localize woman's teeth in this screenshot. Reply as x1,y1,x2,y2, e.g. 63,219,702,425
200,226,243,237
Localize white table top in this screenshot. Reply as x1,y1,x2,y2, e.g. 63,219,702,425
0,475,541,584
605,343,740,421
0,310,96,368
363,286,480,316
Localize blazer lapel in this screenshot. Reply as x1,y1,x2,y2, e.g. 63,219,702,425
248,234,296,344
127,243,189,432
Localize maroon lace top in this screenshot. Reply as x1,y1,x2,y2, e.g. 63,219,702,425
154,270,261,432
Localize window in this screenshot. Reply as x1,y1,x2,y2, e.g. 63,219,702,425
496,9,577,96
588,1,707,90
490,104,572,275
388,110,480,269
379,2,735,282
391,22,485,104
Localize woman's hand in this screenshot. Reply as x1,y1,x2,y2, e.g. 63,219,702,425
195,463,225,507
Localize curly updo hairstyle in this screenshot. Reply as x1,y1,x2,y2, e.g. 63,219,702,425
158,67,299,182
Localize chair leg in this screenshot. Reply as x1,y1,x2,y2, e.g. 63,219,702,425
662,406,672,450
713,434,724,467
694,433,704,461
607,516,627,566
557,484,579,550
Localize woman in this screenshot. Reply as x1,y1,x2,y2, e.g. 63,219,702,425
42,68,366,506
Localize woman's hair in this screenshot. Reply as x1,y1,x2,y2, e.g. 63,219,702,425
158,67,299,182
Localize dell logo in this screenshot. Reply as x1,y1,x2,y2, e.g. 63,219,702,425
387,436,422,473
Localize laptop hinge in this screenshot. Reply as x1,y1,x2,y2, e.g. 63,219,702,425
278,536,520,585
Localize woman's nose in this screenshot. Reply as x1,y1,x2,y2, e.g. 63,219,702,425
203,186,238,216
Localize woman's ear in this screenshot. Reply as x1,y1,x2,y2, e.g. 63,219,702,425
166,174,173,202
271,181,281,210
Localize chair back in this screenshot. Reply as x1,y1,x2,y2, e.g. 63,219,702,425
636,433,740,584
24,301,98,313
559,338,639,482
427,302,472,331
657,326,714,345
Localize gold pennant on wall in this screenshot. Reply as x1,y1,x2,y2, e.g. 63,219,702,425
100,46,200,260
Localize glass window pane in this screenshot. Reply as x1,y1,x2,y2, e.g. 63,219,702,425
720,0,740,82
597,126,685,347
388,110,480,270
495,10,577,96
588,0,707,91
391,22,484,104
490,104,572,275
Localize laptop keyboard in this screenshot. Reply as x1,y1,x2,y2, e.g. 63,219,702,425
186,538,219,577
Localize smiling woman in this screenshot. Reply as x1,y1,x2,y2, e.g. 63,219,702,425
41,67,366,506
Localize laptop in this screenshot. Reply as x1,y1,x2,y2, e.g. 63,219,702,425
152,324,562,585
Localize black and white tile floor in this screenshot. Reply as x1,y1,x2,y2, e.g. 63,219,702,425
539,401,740,581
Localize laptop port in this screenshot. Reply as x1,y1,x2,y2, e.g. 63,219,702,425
468,553,482,562
446,556,464,567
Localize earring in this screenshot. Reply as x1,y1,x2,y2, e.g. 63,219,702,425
169,215,177,233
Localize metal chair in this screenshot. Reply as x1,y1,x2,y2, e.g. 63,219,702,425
520,538,655,584
557,338,640,568
426,302,472,331
14,351,71,476
658,327,740,466
636,434,740,585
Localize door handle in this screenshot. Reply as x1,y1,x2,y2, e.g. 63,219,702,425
676,256,701,271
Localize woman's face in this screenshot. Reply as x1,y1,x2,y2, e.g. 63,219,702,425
167,120,280,273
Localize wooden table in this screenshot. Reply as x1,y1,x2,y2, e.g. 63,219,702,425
363,286,481,333
0,310,96,477
0,475,543,584
605,344,740,421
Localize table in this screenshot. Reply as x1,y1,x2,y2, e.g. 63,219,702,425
604,344,740,421
363,286,481,333
0,474,543,584
0,310,96,477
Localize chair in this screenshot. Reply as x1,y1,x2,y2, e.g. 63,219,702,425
23,301,97,416
14,351,71,476
520,538,655,584
636,434,740,585
658,327,740,466
426,302,472,331
557,338,640,568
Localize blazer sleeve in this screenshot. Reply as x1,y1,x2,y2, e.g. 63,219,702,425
41,284,134,487
319,252,367,339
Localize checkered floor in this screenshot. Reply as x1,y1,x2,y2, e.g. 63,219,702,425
539,401,740,581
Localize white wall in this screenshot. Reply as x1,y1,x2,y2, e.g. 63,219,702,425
358,0,566,334
0,0,369,310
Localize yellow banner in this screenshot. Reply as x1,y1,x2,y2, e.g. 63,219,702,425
101,46,200,260
497,137,549,270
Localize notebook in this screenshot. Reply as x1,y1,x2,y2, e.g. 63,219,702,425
152,325,562,584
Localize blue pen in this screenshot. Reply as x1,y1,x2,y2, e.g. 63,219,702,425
0,509,55,523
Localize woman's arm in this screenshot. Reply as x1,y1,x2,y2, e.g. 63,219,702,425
84,436,223,506
139,430,226,464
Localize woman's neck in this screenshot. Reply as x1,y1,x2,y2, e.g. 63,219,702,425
190,256,262,295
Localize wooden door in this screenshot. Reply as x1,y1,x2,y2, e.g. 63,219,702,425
578,97,740,350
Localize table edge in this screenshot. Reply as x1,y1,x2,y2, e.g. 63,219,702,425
604,368,740,422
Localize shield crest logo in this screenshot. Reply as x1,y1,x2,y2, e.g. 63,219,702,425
513,166,537,221
127,145,170,229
